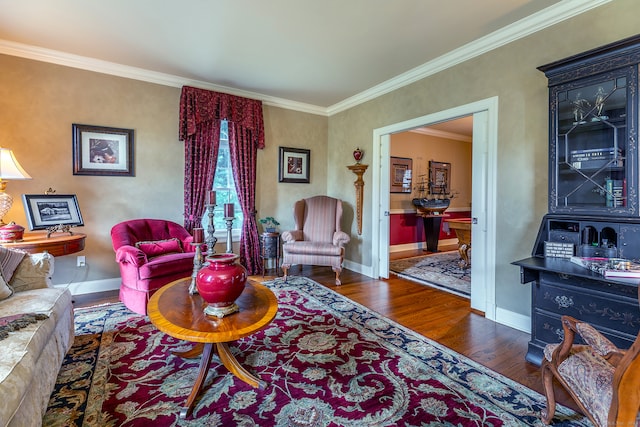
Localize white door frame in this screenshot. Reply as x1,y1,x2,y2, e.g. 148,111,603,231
371,97,498,320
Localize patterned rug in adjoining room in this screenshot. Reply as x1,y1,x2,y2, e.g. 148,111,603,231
389,250,471,298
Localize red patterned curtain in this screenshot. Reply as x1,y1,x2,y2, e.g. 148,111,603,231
228,122,262,274
179,86,265,273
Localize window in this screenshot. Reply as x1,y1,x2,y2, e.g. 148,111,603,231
202,121,243,238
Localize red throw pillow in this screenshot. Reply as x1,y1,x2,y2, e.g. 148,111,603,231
135,238,183,258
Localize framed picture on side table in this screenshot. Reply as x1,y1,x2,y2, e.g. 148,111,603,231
22,194,84,231
72,124,135,176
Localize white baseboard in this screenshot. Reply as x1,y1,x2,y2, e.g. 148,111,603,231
495,307,531,334
54,278,121,296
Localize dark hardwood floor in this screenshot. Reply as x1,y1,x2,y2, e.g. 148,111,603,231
73,250,580,415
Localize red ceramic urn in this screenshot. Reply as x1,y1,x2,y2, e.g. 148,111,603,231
353,147,363,163
196,253,247,317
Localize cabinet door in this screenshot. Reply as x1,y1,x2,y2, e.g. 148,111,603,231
549,67,637,216
619,224,640,260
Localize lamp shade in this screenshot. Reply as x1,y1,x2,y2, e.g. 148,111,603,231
0,148,31,180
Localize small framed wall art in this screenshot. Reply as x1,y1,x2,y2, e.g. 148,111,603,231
279,147,310,183
390,156,412,193
429,160,451,195
72,124,135,176
22,194,84,230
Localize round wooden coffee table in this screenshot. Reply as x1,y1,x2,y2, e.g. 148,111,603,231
148,278,278,419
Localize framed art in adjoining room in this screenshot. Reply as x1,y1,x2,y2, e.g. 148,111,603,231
279,147,310,183
390,156,412,193
72,124,135,176
22,194,84,230
429,160,451,195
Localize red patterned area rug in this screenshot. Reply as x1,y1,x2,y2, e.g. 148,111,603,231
44,276,587,426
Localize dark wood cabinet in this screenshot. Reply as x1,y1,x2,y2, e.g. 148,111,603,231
514,36,640,366
514,214,639,365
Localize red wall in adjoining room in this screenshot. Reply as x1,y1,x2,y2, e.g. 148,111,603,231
389,210,471,246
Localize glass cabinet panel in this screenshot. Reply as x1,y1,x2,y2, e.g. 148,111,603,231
549,67,637,216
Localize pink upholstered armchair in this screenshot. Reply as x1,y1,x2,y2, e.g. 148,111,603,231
281,196,350,285
111,219,196,314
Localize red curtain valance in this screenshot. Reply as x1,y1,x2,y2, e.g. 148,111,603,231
178,86,265,148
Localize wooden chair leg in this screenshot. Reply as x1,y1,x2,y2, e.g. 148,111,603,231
281,264,289,283
540,359,557,425
332,267,342,285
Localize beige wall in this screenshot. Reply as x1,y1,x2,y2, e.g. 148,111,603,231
0,54,327,286
389,132,472,211
1,0,638,317
328,0,640,315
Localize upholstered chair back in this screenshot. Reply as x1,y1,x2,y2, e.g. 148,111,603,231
292,196,341,244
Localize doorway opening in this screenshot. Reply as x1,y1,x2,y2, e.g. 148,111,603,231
388,116,473,298
371,97,498,320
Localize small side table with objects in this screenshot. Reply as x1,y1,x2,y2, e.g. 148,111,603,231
0,231,86,256
260,232,280,276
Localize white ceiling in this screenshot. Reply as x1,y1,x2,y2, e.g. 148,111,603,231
0,0,609,115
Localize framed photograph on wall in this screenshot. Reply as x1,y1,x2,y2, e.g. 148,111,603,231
279,147,310,183
390,156,412,193
429,160,451,195
72,124,135,176
22,194,84,230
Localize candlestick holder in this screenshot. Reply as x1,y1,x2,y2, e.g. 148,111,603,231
189,242,204,294
224,217,234,253
205,203,217,257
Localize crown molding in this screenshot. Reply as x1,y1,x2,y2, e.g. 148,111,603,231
326,0,611,115
410,127,472,143
0,0,610,118
0,39,327,116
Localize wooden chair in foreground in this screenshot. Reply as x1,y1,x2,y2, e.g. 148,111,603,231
541,310,640,426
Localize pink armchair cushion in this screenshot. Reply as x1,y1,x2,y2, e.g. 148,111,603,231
135,238,183,258
283,241,342,256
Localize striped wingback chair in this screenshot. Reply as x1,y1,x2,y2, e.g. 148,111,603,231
281,195,350,285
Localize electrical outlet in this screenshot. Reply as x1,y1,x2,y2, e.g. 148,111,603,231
77,256,86,267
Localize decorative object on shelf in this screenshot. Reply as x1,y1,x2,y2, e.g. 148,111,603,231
223,203,234,253
278,147,310,183
412,161,455,215
22,194,84,234
72,124,135,177
45,224,74,238
390,156,412,193
205,190,217,257
259,216,279,233
353,147,363,164
196,253,247,318
0,148,32,226
347,163,368,235
188,227,205,295
0,221,24,242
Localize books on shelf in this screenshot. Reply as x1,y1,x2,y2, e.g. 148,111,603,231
569,147,623,170
605,178,625,207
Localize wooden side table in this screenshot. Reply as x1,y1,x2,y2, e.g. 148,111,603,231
0,232,86,256
260,232,280,276
148,278,278,419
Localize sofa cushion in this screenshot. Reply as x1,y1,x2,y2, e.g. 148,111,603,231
135,238,183,258
0,287,72,423
9,252,54,293
0,275,12,301
0,247,25,282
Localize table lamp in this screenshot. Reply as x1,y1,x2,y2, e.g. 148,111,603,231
0,148,32,225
